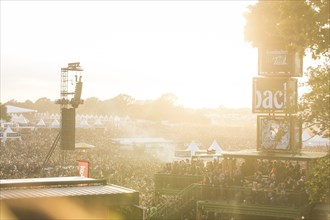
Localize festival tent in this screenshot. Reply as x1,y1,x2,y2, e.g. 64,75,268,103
185,141,204,156
93,118,103,128
11,114,29,125
77,119,90,128
49,119,60,128
174,141,204,159
98,115,105,121
4,126,14,134
103,115,110,122
1,126,21,142
207,140,223,154
36,118,46,127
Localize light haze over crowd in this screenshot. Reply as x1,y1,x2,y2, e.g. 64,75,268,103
1,1,315,109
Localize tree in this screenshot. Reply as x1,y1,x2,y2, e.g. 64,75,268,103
109,94,135,116
34,97,58,113
305,152,330,203
244,0,330,205
244,0,330,138
0,103,11,122
77,97,102,115
244,0,329,58
300,60,330,138
152,93,178,121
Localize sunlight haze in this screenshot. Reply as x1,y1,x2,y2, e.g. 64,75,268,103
1,1,259,109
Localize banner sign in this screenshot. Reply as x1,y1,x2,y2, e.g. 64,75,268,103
252,77,298,113
258,48,303,77
257,116,302,152
78,160,90,178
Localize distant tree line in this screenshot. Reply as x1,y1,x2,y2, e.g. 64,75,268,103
2,93,252,124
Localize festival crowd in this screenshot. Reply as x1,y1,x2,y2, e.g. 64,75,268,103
0,125,327,219
0,128,163,208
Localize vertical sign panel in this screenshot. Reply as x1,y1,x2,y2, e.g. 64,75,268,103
78,160,90,178
257,116,302,152
252,77,298,113
258,48,303,77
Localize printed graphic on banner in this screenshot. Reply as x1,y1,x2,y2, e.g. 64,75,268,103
259,117,290,150
78,160,90,178
252,77,298,113
258,48,303,77
257,116,302,152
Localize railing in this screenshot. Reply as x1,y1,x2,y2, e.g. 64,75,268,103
146,183,199,220
195,184,309,208
154,173,203,191
146,183,310,220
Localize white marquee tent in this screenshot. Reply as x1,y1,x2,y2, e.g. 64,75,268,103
77,119,90,128
1,126,21,142
207,140,223,154
93,118,103,128
10,114,29,125
36,118,46,127
49,119,60,128
185,141,204,156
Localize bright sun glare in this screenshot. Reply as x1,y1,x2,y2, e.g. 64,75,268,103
1,1,257,109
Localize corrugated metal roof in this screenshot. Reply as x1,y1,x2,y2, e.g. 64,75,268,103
0,176,106,188
0,184,137,200
1,176,96,185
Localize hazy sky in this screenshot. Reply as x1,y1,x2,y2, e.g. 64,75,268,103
0,0,311,109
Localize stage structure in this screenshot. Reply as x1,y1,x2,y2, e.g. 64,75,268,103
43,62,84,167
253,47,303,152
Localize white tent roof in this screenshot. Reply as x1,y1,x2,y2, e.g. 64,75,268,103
5,126,14,133
78,119,89,128
36,118,46,127
94,118,103,127
2,126,20,139
11,114,29,125
208,140,223,153
19,114,29,123
50,119,60,128
185,141,203,154
6,105,37,114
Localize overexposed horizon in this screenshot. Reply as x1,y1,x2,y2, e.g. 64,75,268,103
2,0,302,109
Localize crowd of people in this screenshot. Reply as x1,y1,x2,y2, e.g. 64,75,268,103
154,157,309,218
0,123,327,219
0,128,164,208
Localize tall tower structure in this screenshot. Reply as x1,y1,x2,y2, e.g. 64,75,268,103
252,48,303,152
56,62,84,151
43,62,84,167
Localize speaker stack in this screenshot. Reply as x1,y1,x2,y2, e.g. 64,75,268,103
60,108,76,150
